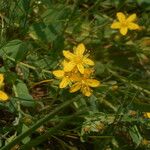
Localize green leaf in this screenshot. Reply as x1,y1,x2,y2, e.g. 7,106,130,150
41,5,71,24
136,0,150,5
29,23,58,43
16,81,35,107
1,40,28,61
21,124,31,144
95,61,106,75
129,125,143,146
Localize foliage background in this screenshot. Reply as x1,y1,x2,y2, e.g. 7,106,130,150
0,0,150,149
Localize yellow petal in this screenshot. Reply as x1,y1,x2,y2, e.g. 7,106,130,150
61,60,68,67
0,74,4,84
84,69,94,78
70,82,81,93
83,57,94,66
53,70,64,78
117,12,126,22
128,23,140,30
64,61,76,72
77,64,84,74
86,79,100,87
75,43,85,56
144,112,150,118
70,73,81,82
0,91,9,101
81,86,92,97
59,77,70,88
111,22,121,29
120,27,128,35
63,51,75,60
127,13,137,22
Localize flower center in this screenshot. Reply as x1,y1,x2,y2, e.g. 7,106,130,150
81,78,87,85
65,72,71,78
74,56,82,64
81,80,85,84
121,21,128,28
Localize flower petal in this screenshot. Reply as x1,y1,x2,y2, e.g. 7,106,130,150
63,51,75,60
84,69,94,78
117,12,126,22
128,23,140,30
70,82,81,93
127,14,137,22
70,73,81,82
62,60,68,67
0,91,9,101
64,61,76,72
120,27,128,35
77,64,84,74
75,43,85,56
144,112,150,118
53,70,64,78
83,57,94,66
81,86,92,97
111,22,121,29
59,77,70,88
0,74,4,84
86,79,100,87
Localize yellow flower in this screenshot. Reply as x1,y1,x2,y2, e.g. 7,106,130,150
63,43,94,74
70,69,100,97
53,67,79,88
111,12,140,35
0,74,4,89
0,90,9,101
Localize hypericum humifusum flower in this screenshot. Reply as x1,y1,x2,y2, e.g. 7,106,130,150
52,44,100,96
111,12,140,35
0,74,9,101
63,43,94,74
69,69,100,97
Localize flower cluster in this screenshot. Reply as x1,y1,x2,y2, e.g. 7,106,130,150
111,12,140,35
0,74,9,101
53,43,100,97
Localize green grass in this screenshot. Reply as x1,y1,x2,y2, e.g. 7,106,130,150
0,0,150,149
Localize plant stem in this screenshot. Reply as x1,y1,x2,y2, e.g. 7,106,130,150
13,85,22,125
1,96,80,150
5,55,51,74
20,112,81,149
108,68,150,95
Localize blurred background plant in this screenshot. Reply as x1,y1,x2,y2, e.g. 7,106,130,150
0,0,150,149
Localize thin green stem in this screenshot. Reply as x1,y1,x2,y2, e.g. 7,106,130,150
88,135,113,139
96,92,118,112
99,98,118,112
13,85,22,125
108,68,150,95
5,55,51,74
61,0,79,35
1,96,80,150
0,13,4,43
21,112,82,149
